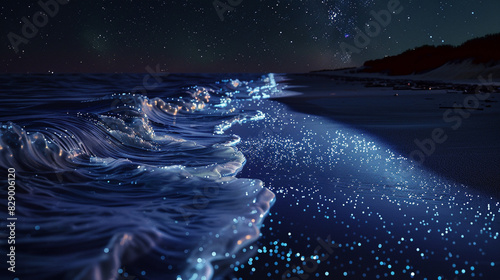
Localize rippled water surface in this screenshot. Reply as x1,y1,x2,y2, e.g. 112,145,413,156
0,73,498,280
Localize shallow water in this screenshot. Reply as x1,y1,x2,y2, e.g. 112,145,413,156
230,96,500,279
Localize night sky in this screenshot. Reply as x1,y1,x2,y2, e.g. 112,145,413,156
1,0,499,73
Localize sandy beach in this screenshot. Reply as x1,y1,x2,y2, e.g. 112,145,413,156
276,73,500,196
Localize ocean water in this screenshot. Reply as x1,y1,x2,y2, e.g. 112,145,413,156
0,73,499,280
0,73,278,280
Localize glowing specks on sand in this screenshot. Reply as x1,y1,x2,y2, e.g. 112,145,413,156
229,99,500,279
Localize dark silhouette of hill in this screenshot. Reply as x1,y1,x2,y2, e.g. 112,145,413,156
362,33,500,75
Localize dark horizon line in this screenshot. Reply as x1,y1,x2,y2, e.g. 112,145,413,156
0,69,348,75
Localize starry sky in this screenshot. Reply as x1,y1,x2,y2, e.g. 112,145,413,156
1,0,499,73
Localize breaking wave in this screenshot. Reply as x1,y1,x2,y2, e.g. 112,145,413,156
0,73,281,280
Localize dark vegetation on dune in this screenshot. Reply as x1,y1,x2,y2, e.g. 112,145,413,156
362,33,500,75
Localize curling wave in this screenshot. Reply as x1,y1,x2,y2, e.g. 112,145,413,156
0,73,281,280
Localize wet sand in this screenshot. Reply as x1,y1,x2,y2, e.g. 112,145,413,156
275,73,500,196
